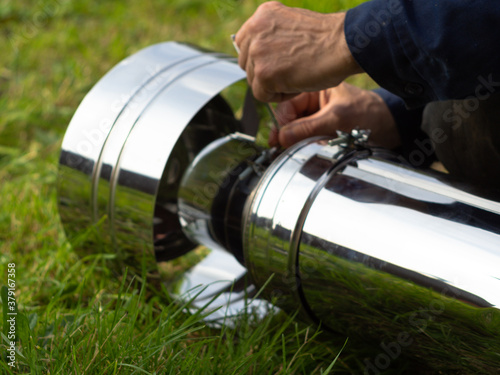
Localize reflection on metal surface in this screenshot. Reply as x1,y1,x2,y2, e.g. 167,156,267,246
243,139,500,372
59,42,245,271
59,42,500,373
172,247,272,324
178,132,265,263
58,41,270,315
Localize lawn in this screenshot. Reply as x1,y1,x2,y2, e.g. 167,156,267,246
0,0,427,374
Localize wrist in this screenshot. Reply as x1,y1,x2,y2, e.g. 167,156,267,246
337,12,364,78
320,12,364,88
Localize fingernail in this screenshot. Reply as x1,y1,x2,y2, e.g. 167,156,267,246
230,34,240,54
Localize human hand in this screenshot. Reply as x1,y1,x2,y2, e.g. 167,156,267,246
269,83,401,149
235,1,362,103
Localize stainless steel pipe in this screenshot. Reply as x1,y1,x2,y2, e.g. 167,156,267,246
58,42,249,275
242,134,500,372
58,43,500,373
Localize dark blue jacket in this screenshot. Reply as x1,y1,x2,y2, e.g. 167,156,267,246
344,0,500,154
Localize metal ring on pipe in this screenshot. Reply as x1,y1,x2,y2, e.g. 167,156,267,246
58,42,246,276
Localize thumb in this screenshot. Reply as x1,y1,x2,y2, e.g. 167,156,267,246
279,111,335,148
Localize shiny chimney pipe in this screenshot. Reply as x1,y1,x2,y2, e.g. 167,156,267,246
58,43,500,373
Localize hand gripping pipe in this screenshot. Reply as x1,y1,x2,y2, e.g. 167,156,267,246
58,43,500,373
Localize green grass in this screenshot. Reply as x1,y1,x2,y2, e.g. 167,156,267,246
0,0,402,373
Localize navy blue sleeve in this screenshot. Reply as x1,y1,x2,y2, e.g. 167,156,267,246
372,87,423,145
372,88,435,165
345,0,500,108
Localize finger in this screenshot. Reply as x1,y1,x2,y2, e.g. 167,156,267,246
251,80,300,103
276,92,320,125
251,77,275,103
268,126,279,147
234,28,250,75
275,99,299,126
279,111,336,148
274,92,300,103
246,58,254,89
276,96,305,125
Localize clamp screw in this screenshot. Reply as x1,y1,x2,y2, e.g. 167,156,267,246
329,128,371,148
